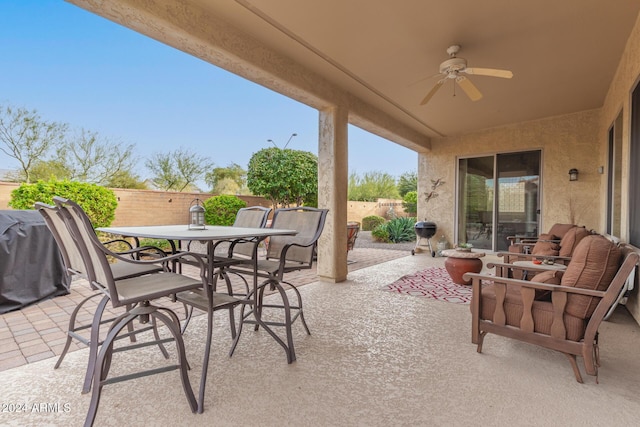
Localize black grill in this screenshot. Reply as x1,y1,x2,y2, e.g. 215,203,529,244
414,221,437,239
412,221,437,257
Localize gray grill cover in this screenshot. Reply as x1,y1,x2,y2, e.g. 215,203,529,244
0,210,70,314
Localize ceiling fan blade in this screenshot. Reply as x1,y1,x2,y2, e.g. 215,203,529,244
464,67,513,79
419,79,445,105
456,76,483,101
409,72,442,87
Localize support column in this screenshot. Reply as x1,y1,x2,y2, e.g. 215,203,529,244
417,152,430,222
317,106,349,282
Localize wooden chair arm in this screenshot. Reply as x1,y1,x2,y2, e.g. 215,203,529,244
497,252,572,263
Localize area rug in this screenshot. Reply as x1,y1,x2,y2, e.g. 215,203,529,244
381,267,473,304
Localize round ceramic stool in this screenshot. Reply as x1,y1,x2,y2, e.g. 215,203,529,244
441,249,486,285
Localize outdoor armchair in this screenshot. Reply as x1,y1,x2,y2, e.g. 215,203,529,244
465,234,639,383
499,226,592,279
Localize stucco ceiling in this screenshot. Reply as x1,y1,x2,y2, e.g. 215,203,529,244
71,0,640,141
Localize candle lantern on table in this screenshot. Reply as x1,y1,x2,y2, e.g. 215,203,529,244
188,198,206,230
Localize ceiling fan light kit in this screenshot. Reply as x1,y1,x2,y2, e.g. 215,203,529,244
419,45,513,106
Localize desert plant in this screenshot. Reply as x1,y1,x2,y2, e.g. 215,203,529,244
384,217,417,243
9,179,117,227
371,224,390,242
202,194,247,225
362,215,386,231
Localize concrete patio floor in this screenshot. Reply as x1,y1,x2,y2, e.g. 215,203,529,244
0,245,410,373
1,251,640,426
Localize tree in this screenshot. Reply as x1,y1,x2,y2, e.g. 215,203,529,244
0,104,67,183
397,171,418,197
58,129,137,186
205,163,247,194
145,148,211,191
247,147,318,207
402,190,418,215
105,170,147,189
18,159,70,182
348,171,399,201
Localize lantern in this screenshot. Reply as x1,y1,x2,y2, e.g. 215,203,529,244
188,198,206,230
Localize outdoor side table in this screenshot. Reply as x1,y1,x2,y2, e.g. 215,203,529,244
512,260,567,280
441,249,486,285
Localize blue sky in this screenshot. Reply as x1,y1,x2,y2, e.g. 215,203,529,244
0,1,417,185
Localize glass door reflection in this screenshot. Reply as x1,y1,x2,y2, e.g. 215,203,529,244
458,151,540,252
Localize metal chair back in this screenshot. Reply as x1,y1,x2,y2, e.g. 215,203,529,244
267,207,328,265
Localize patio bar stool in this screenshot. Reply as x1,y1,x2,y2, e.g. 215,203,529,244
48,198,206,426
36,201,168,394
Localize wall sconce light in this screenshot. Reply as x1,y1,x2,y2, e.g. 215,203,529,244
569,168,579,182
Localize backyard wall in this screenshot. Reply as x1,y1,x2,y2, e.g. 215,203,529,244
0,182,405,226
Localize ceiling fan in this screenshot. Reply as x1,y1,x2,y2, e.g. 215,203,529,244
419,45,513,106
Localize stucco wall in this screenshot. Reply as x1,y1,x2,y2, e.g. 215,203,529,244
418,109,602,246
600,12,640,323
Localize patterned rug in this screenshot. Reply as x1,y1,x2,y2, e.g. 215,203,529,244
381,267,473,304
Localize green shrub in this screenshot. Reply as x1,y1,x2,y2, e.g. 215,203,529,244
402,191,417,215
385,217,417,243
203,194,247,225
9,179,117,228
371,224,389,242
362,215,386,231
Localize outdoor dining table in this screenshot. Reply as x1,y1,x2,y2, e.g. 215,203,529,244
97,224,298,412
97,224,297,283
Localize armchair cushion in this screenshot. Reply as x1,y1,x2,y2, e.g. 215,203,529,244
561,234,622,319
480,284,586,341
547,223,576,239
530,270,561,300
558,226,590,257
531,233,560,256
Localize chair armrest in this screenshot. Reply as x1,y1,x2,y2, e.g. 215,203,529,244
486,261,565,278
464,272,604,298
497,252,571,263
102,237,168,259
97,242,209,279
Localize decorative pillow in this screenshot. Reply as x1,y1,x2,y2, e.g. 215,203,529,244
531,233,560,256
547,223,576,239
560,235,621,319
558,226,591,257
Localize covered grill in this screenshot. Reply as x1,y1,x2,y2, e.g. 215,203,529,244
412,221,437,257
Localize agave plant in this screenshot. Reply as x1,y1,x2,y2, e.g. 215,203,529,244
384,217,417,243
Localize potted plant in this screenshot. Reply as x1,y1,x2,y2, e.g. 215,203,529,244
456,242,473,252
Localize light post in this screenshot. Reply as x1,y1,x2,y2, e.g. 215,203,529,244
267,133,297,149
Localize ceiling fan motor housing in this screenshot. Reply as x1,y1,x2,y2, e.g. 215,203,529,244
440,57,467,76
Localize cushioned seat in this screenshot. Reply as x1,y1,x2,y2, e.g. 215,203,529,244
467,234,638,383
480,284,586,341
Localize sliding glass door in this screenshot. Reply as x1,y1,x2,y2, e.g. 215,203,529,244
458,150,541,252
